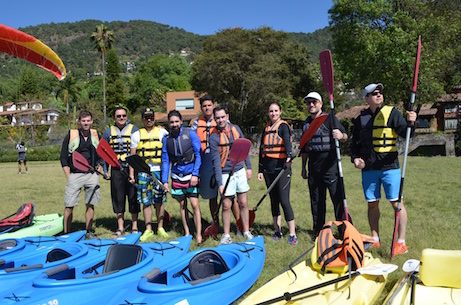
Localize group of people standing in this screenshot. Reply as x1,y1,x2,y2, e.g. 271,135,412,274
58,82,416,255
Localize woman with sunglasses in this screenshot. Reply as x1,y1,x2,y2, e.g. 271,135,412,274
300,91,348,238
351,83,417,256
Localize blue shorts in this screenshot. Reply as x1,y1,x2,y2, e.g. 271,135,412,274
171,186,199,201
222,167,250,197
362,168,401,202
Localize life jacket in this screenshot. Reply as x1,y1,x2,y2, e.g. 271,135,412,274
0,203,36,231
196,117,217,153
137,127,163,164
360,106,397,153
166,128,195,166
372,106,397,152
261,119,289,159
213,124,240,168
304,118,331,152
68,129,99,153
109,124,134,161
311,220,365,274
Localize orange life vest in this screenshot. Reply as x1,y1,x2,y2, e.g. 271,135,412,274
261,119,289,159
313,220,365,273
213,124,240,168
196,117,217,152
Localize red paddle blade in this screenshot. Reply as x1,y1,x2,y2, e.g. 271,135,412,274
72,151,92,172
319,50,334,100
390,211,400,259
228,138,251,166
412,36,422,93
203,223,219,239
97,138,121,168
299,114,328,150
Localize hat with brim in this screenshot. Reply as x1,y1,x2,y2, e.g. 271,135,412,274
363,83,384,97
303,92,322,102
141,107,155,118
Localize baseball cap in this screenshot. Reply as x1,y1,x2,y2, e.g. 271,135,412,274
303,92,322,102
141,107,155,118
363,83,384,97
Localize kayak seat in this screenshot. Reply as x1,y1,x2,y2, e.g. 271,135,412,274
102,244,143,274
46,248,72,263
0,239,17,252
188,250,229,281
419,248,461,288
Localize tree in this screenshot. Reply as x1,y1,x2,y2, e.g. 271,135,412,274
90,24,115,122
128,54,191,112
55,74,80,114
191,27,315,130
105,48,125,114
329,0,461,104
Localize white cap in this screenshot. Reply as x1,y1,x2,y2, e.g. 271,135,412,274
363,83,384,97
303,92,322,102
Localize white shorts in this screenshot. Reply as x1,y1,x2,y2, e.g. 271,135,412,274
222,167,250,197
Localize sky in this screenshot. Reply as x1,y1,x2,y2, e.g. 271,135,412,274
1,0,333,35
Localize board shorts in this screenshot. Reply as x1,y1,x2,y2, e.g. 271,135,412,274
222,167,250,197
199,153,218,199
64,173,101,207
171,185,200,202
137,171,166,205
17,152,27,162
362,168,401,202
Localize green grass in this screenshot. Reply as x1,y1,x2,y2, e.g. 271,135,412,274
1,156,460,304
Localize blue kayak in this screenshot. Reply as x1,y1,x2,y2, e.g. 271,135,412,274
0,232,140,297
0,231,85,261
0,235,192,305
109,235,266,305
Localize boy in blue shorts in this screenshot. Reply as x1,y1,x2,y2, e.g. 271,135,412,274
351,83,417,256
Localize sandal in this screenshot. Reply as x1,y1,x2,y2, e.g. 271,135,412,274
111,229,125,238
131,229,139,234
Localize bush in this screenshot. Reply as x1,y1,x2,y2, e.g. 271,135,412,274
0,144,62,162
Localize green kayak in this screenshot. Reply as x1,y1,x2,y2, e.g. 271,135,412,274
0,213,63,240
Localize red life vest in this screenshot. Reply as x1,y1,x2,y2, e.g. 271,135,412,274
213,124,240,168
196,117,217,152
261,119,289,159
312,220,365,273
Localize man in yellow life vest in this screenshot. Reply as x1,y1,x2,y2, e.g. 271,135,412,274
351,83,417,256
60,110,103,235
102,106,140,237
130,108,169,241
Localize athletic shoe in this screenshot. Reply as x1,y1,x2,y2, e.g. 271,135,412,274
288,235,298,246
140,230,154,242
272,231,283,241
236,229,243,237
394,242,408,255
243,231,254,240
157,227,169,238
219,234,232,245
371,241,381,248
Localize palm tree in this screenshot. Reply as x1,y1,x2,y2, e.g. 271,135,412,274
90,24,115,122
55,74,79,115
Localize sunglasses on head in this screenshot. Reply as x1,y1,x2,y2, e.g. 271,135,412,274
369,91,382,96
116,114,127,118
143,116,155,121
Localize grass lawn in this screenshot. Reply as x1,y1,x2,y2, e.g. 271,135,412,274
1,156,460,304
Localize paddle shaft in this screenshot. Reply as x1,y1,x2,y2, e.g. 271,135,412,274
256,272,361,305
391,36,421,259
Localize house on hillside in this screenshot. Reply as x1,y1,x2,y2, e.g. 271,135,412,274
0,101,60,127
155,91,202,126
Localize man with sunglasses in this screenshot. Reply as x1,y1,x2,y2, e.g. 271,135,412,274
351,83,417,256
102,106,140,237
130,108,169,241
300,92,348,238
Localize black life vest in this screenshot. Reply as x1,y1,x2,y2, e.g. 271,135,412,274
166,128,195,166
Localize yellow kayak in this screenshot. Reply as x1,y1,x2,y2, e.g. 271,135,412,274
239,252,389,305
383,249,461,305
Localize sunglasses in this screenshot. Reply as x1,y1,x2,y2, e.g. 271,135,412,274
116,114,127,119
369,91,382,96
305,99,319,105
143,116,155,121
